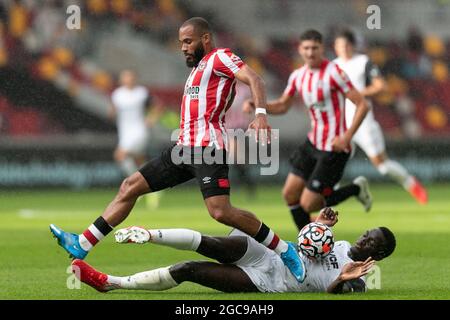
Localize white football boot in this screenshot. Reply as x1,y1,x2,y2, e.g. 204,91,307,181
115,226,151,244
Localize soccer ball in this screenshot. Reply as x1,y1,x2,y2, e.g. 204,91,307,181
297,222,334,259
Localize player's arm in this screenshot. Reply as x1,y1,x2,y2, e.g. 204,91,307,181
326,257,374,294
332,88,369,152
360,76,385,97
235,65,271,141
243,93,295,115
360,60,386,97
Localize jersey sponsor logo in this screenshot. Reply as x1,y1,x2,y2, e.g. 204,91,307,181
184,86,200,100
323,253,339,270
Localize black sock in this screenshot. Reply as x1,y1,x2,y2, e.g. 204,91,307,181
289,205,310,231
325,184,360,206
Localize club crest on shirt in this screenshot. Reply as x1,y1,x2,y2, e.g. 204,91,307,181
198,61,207,71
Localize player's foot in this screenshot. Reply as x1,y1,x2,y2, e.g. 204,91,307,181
49,224,88,259
115,226,151,244
72,259,117,292
280,242,306,283
353,176,372,212
408,177,428,204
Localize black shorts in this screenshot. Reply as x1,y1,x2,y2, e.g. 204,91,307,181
289,139,350,195
139,145,230,199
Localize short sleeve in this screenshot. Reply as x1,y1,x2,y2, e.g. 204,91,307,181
283,70,299,97
365,60,382,86
214,49,245,78
331,63,354,94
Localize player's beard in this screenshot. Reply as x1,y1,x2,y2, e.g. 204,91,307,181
185,44,205,68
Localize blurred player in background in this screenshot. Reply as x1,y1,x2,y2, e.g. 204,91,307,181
333,30,428,204
51,17,307,283
110,69,163,208
71,207,395,294
225,81,256,198
245,30,371,231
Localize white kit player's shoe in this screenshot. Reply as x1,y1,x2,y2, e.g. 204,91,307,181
115,226,151,244
353,176,372,212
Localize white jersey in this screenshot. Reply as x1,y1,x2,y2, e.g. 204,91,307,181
334,54,386,157
333,54,381,127
301,241,357,292
111,86,150,153
229,230,362,293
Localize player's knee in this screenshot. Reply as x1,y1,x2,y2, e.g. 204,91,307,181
118,173,146,200
299,200,316,213
282,186,298,205
208,206,232,224
170,261,199,281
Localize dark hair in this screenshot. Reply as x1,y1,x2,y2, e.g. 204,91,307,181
379,227,396,258
336,29,356,46
181,17,211,35
299,29,323,43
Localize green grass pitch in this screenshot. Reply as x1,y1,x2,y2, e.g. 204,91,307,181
0,184,449,300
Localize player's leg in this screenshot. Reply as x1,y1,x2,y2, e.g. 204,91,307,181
50,145,193,259
370,152,427,204
72,259,258,293
114,147,138,177
115,226,249,263
282,173,310,230
283,140,316,230
357,120,427,204
195,153,305,282
316,150,373,211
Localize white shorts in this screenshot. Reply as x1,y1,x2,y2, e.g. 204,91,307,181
351,111,386,158
229,229,303,293
118,133,149,155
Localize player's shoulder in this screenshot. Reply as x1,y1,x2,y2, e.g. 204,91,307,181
334,240,352,252
351,53,369,65
111,86,125,99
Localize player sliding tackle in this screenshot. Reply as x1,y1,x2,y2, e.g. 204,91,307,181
72,208,395,294
50,17,307,283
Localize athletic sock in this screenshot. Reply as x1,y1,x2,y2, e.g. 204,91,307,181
147,228,202,251
254,222,288,255
325,184,360,206
377,159,412,189
78,216,113,251
108,266,178,291
288,204,311,231
121,156,138,176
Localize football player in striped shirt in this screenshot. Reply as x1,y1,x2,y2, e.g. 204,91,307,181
245,30,371,231
334,29,427,204
50,17,307,283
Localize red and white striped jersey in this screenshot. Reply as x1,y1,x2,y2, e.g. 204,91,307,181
284,60,354,152
178,48,244,149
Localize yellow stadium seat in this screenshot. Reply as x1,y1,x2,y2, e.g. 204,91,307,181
425,104,447,129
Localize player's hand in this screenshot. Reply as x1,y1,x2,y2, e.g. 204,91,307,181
243,99,255,114
339,257,375,281
315,207,339,227
248,114,272,145
331,134,351,153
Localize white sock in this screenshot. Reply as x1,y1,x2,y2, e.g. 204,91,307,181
107,267,178,291
120,157,138,176
377,160,413,189
148,228,202,251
